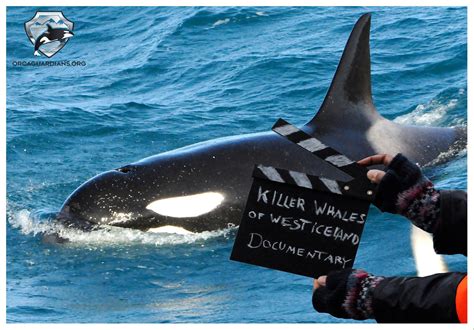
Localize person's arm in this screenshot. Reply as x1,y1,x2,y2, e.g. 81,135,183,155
433,190,466,255
359,153,466,255
312,269,467,323
372,272,466,323
312,154,468,323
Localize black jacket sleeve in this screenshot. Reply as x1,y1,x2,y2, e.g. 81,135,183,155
373,272,466,323
372,190,467,323
432,190,467,256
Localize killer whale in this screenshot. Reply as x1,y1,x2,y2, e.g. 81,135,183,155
57,13,466,233
34,24,74,56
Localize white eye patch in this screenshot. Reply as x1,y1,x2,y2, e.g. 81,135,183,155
146,192,224,218
40,36,51,43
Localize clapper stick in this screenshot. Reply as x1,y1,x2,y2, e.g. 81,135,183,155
271,118,376,201
253,164,375,202
272,118,368,179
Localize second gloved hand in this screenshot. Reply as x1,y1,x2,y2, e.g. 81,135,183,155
313,269,384,320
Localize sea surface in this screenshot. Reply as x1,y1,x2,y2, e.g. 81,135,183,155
6,7,467,323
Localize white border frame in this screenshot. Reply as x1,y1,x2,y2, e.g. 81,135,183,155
1,1,472,329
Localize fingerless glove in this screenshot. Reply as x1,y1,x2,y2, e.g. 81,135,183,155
312,269,384,320
374,153,440,233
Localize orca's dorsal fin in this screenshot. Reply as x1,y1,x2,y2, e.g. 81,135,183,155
306,13,379,129
46,23,53,32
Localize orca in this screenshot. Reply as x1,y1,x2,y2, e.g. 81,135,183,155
34,24,74,56
57,13,466,233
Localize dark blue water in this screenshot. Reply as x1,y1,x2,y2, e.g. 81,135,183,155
7,7,466,323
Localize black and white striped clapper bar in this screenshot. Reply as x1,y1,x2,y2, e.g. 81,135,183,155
230,118,377,278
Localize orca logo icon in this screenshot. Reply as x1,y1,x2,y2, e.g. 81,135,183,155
24,11,74,58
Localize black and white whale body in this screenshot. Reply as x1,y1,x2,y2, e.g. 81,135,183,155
58,14,466,233
34,24,74,56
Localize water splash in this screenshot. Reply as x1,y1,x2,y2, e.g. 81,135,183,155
425,138,467,167
7,208,236,247
393,88,467,167
394,88,465,127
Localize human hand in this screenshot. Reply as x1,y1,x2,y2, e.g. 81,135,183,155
313,276,326,292
357,154,393,183
312,269,384,320
357,153,425,213
357,154,440,232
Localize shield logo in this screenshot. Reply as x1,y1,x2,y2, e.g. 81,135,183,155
24,11,74,58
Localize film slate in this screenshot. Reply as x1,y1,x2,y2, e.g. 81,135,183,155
230,118,377,278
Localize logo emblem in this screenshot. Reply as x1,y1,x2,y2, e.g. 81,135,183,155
24,11,74,58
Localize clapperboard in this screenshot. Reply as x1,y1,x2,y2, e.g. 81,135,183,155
230,118,377,278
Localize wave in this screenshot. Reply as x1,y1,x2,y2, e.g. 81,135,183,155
394,88,466,127
177,7,270,30
375,17,428,32
212,18,230,28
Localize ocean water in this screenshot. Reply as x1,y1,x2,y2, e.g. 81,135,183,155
6,7,467,323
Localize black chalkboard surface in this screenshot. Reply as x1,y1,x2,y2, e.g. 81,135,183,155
230,119,376,278
230,166,371,278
